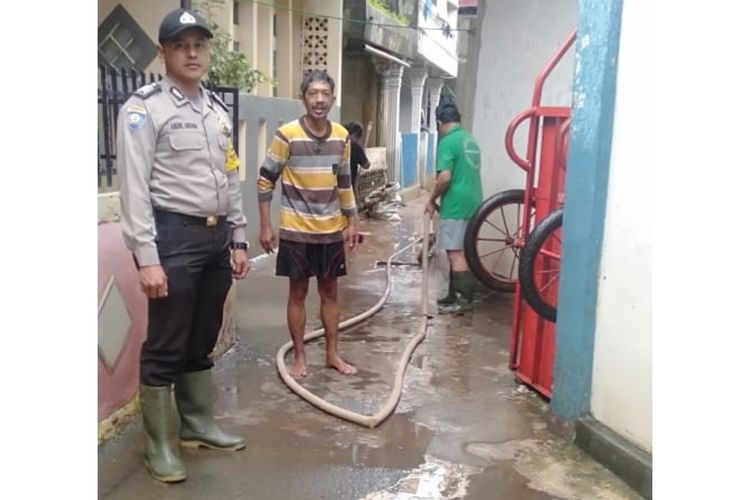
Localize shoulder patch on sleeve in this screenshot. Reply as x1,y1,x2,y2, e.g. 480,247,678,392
133,82,161,99
125,104,148,130
209,91,229,112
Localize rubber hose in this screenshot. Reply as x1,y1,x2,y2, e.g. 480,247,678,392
275,213,432,428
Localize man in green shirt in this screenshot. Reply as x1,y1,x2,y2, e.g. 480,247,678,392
425,101,483,314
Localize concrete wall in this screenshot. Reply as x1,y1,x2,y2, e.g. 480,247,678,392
469,0,577,198
340,53,380,141
304,0,344,107
589,1,651,453
98,219,147,421
235,93,341,257
97,195,238,443
454,12,481,134
399,83,413,133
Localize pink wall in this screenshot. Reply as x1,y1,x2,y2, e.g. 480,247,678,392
98,222,148,420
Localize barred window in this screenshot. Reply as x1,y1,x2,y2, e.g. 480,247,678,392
98,4,157,71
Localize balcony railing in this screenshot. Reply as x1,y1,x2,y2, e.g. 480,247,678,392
344,0,458,76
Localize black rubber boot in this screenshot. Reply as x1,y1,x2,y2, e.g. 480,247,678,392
438,271,475,315
437,272,457,305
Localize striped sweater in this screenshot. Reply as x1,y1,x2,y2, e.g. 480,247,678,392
257,117,357,243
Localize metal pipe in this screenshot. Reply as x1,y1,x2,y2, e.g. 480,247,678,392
531,29,577,107
364,44,412,68
505,109,534,172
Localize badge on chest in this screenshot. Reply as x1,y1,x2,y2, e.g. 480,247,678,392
217,114,231,136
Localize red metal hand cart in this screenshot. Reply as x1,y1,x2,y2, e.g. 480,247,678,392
465,29,576,398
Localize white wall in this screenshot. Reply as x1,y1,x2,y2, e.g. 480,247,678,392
417,0,458,77
469,0,576,198
304,0,343,107
590,0,652,453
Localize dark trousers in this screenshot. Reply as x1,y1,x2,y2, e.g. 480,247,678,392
140,212,233,387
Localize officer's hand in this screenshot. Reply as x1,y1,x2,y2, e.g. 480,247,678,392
259,226,276,254
231,249,250,280
139,265,168,299
343,217,360,254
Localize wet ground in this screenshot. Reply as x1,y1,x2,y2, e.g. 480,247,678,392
98,194,643,500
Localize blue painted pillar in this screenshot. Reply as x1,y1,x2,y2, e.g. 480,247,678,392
550,0,623,421
401,133,418,187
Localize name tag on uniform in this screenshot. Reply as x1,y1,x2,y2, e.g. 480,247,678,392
170,122,199,130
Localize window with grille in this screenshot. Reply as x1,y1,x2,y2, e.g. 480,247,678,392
98,4,157,71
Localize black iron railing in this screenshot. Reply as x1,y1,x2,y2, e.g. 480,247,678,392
97,64,239,190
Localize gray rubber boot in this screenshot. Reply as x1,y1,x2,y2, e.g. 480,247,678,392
139,385,187,483
175,370,245,451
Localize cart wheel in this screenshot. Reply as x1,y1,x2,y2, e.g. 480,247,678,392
518,209,563,322
464,189,529,292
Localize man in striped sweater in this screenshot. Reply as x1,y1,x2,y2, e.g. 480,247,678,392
257,70,360,378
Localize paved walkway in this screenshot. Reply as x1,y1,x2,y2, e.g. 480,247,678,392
99,193,642,500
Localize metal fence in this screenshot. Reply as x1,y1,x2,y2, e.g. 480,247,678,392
97,64,239,190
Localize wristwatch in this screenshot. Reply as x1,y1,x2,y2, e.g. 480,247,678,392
230,241,249,251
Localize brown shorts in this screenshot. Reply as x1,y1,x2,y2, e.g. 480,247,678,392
275,239,347,279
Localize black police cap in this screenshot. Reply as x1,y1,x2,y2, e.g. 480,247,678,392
158,8,213,43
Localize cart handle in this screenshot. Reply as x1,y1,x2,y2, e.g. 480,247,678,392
505,109,534,172
531,30,577,107
555,118,571,169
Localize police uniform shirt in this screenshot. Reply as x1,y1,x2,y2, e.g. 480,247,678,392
117,77,247,267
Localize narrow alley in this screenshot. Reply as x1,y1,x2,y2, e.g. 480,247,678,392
98,195,642,500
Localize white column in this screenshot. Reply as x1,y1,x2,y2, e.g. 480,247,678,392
236,1,257,69
276,0,294,99
426,77,444,178
256,2,274,97
409,68,428,186
409,68,428,133
426,77,444,133
377,62,405,183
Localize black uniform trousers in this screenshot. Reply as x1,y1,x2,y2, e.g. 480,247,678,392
140,210,233,387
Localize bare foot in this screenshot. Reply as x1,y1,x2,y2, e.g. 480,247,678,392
326,354,358,375
288,354,307,378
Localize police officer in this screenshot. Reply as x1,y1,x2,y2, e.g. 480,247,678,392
117,8,249,483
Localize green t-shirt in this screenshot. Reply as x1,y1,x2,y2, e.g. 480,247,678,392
436,124,483,219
